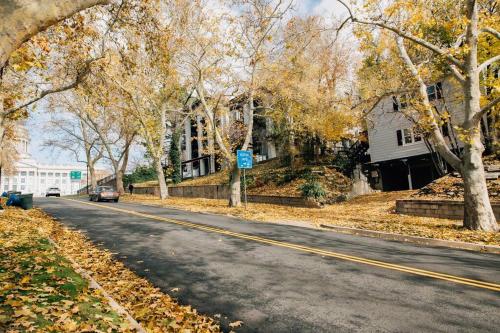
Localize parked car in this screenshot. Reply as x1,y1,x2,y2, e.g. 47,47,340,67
46,187,61,197
89,186,120,202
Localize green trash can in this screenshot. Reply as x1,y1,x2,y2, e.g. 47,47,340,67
19,194,33,210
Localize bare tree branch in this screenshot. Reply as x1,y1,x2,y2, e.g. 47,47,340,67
478,54,500,72
481,27,500,39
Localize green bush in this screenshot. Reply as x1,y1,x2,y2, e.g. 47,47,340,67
240,174,256,190
124,165,157,185
299,181,326,200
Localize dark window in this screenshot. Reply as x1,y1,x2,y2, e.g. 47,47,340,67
427,82,443,101
441,122,450,137
396,130,403,146
392,96,399,112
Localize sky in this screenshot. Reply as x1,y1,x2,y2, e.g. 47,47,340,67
27,0,348,168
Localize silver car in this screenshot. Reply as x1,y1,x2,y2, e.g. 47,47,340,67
46,187,61,197
89,186,120,202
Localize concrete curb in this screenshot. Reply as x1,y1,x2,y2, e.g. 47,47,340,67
47,237,147,333
319,224,500,254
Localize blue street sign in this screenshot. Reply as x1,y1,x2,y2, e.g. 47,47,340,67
237,150,253,169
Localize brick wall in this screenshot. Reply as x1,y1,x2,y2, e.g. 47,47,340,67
396,199,500,220
133,185,319,208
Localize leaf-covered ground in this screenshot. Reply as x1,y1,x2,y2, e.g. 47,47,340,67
413,174,500,200
0,209,131,332
123,192,500,246
0,208,221,333
136,158,352,201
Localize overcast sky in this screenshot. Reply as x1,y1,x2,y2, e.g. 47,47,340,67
28,0,348,168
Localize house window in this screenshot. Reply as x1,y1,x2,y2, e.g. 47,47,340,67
397,128,423,146
4,185,8,191
41,172,46,177
21,185,25,191
29,171,35,176
392,95,409,112
55,173,61,177
427,82,443,101
62,173,68,177
20,171,27,176
21,178,26,184
48,172,53,177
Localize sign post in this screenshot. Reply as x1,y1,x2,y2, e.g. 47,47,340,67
236,150,253,208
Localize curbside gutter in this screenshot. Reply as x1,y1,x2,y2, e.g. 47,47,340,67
319,224,500,254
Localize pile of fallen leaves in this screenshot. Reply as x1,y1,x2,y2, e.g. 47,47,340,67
0,208,132,332
124,192,500,246
1,208,221,333
413,174,500,200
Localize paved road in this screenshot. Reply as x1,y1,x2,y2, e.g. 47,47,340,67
36,197,500,333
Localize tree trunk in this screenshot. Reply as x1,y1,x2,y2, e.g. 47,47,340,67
460,1,498,231
229,162,241,207
154,157,168,199
462,139,498,231
88,163,97,190
115,145,130,195
115,169,125,195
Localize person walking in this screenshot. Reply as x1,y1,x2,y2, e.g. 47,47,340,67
128,183,134,195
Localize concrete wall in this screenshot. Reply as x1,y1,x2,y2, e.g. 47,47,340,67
396,199,500,220
134,185,320,208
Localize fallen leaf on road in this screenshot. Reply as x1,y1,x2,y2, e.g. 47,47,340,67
229,320,243,328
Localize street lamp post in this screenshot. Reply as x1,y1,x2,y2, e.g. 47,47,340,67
86,163,89,194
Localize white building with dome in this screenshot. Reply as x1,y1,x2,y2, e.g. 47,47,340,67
0,125,109,197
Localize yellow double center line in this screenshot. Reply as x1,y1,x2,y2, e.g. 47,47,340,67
63,198,500,292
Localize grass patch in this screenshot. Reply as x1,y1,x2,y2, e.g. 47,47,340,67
0,210,130,332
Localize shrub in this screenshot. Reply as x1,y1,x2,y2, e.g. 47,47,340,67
299,181,326,200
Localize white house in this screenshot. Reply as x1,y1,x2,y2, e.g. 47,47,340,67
365,77,483,191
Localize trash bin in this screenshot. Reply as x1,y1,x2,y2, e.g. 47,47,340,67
19,194,33,210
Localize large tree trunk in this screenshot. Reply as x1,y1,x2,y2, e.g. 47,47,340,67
460,0,497,231
229,162,241,207
461,140,498,231
115,146,130,195
115,169,125,195
0,0,110,70
154,157,168,199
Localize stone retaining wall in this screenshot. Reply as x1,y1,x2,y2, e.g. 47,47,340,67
133,185,319,208
396,199,500,220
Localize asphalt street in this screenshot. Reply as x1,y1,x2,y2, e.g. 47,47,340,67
36,197,500,333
